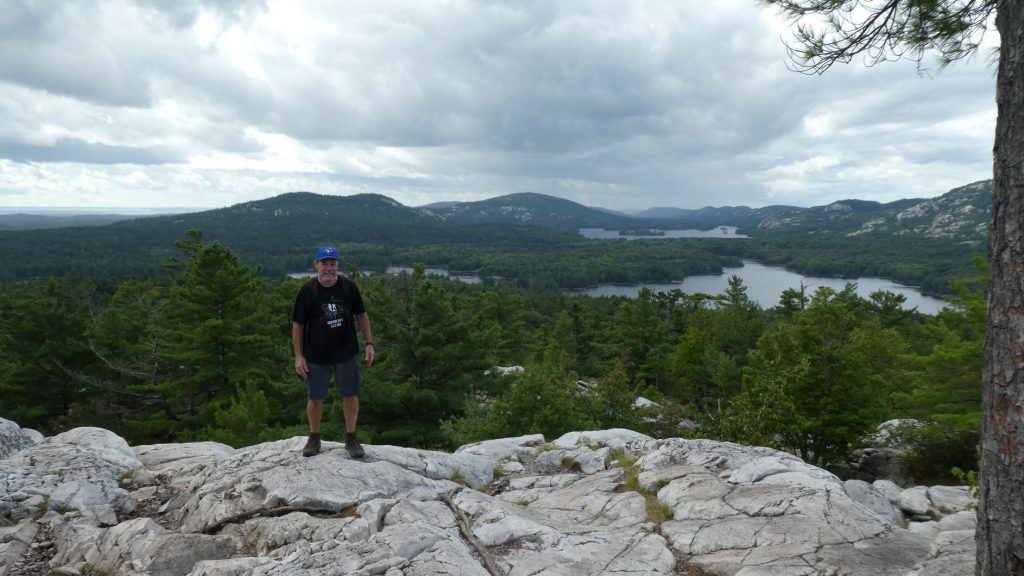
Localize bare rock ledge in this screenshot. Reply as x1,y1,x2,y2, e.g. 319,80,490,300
0,417,975,576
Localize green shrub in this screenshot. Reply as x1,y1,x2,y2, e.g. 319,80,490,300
901,423,978,485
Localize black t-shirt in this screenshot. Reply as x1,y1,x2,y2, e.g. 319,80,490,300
292,276,367,364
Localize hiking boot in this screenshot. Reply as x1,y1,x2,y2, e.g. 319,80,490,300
302,432,321,457
345,432,365,459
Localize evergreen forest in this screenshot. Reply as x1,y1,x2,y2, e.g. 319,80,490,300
0,231,983,483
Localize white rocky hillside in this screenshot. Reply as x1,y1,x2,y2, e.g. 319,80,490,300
0,417,975,576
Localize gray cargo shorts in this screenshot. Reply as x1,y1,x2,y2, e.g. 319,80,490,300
305,357,362,400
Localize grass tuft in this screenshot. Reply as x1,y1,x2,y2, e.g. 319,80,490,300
613,452,672,526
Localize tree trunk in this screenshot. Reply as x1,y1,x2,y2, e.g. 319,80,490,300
979,1,1024,575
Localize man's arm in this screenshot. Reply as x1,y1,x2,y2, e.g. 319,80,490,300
357,313,375,367
292,322,308,378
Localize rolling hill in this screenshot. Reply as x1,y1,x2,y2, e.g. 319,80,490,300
0,181,992,289
427,192,637,229
752,181,991,247
634,180,991,247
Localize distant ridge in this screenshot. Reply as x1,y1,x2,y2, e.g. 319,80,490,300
0,207,203,231
0,213,133,231
0,180,992,286
428,192,636,229
418,201,462,210
8,181,992,243
626,180,992,246
633,205,799,229
755,180,991,246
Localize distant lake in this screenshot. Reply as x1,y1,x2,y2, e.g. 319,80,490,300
289,261,949,315
384,266,482,284
579,227,748,239
288,267,483,284
565,260,949,315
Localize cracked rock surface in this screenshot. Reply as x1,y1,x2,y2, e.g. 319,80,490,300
0,420,976,575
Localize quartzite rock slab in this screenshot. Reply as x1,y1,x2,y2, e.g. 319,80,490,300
0,423,980,576
174,441,462,533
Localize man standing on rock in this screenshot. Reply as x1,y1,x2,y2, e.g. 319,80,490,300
292,245,375,458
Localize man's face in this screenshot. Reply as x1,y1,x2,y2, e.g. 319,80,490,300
315,258,339,283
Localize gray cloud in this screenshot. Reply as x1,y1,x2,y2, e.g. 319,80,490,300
0,136,183,164
0,2,155,106
0,0,998,211
134,0,268,28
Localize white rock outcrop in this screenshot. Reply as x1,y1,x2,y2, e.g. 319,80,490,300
0,420,977,576
0,418,42,461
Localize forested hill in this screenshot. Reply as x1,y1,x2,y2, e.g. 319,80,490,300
0,181,991,290
0,213,134,231
427,192,636,229
633,204,799,229
3,180,993,239
0,192,589,280
636,180,992,246
754,180,991,246
422,182,992,242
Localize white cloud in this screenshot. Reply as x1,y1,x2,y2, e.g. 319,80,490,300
0,0,997,211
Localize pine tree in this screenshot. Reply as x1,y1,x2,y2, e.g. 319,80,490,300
159,231,279,437
205,380,273,447
0,279,94,433
613,287,671,391
83,277,169,441
365,274,496,446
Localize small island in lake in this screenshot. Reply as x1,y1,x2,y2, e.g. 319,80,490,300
619,228,666,237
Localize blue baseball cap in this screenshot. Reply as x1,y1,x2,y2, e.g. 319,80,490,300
315,245,339,261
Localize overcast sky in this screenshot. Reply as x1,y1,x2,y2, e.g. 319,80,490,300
0,0,998,212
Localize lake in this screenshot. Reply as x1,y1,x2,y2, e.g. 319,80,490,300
289,267,484,284
291,261,949,315
579,227,748,239
565,260,949,315
384,266,482,284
